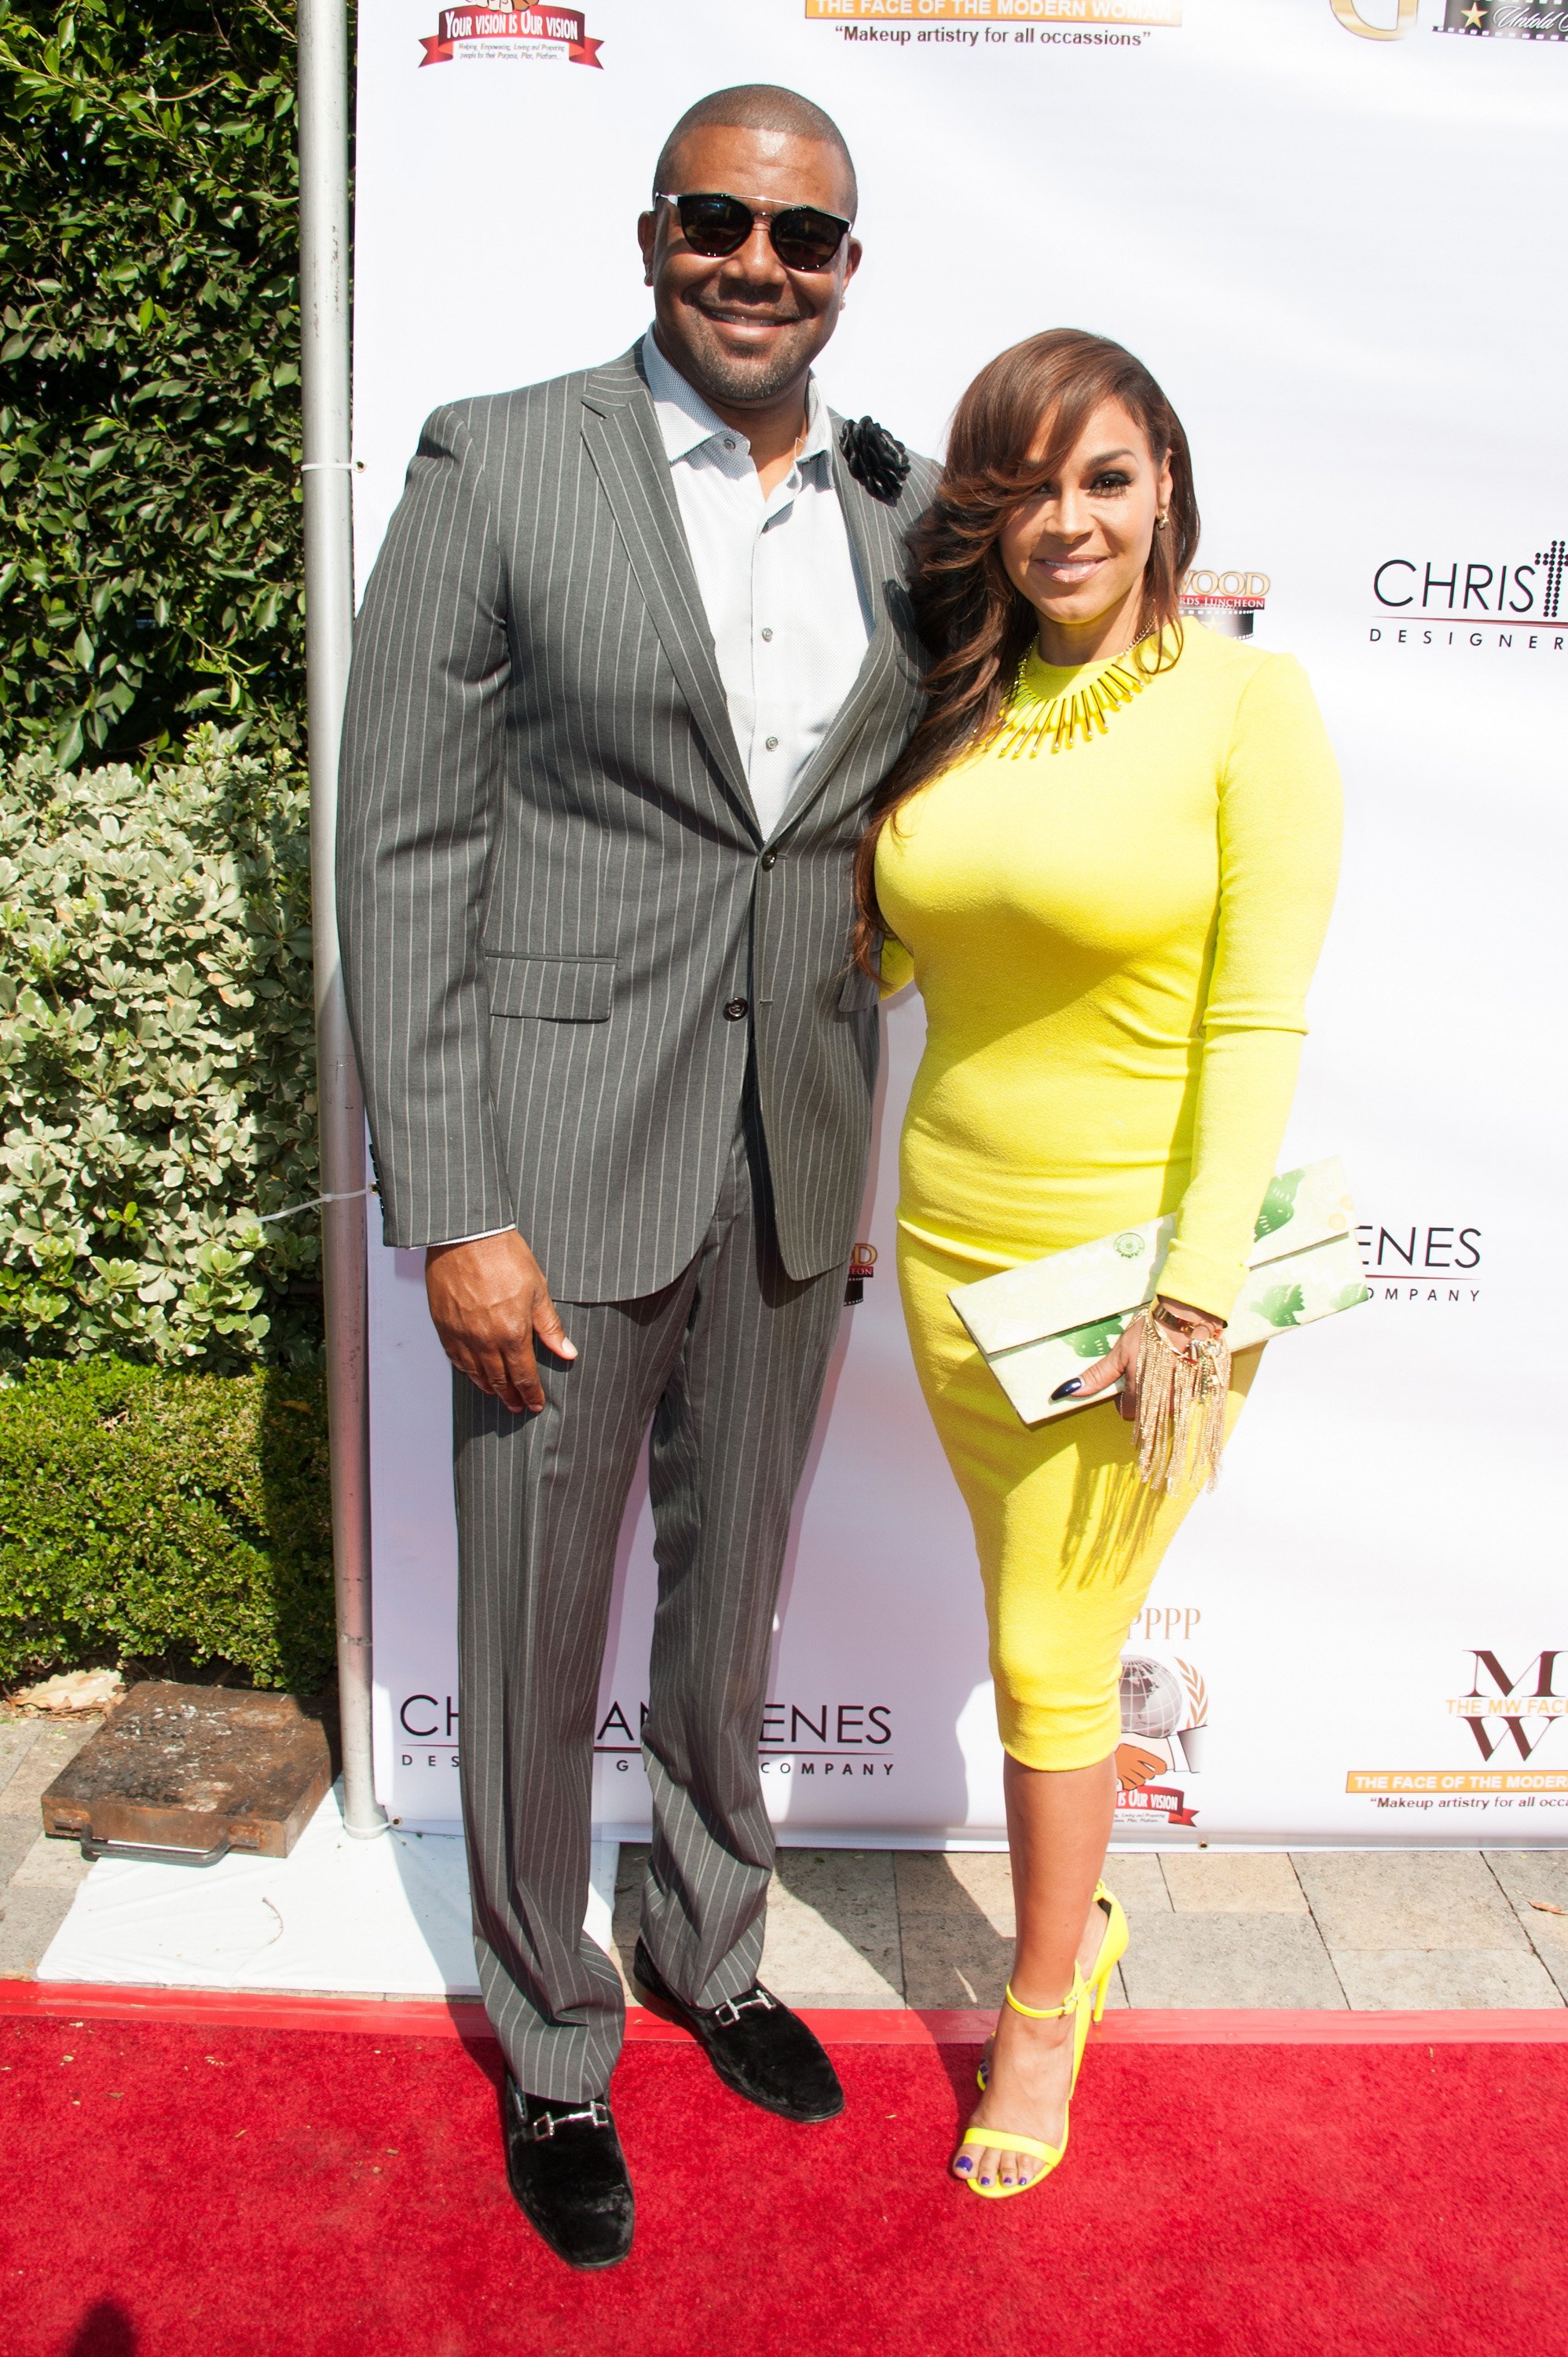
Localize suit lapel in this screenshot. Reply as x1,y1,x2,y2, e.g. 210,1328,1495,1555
580,356,757,838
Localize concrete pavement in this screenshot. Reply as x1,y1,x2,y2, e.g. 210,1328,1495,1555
5,1706,1564,2009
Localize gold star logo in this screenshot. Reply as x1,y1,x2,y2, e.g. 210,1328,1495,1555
1462,2,1485,22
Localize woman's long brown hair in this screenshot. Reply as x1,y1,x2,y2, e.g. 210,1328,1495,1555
852,329,1200,975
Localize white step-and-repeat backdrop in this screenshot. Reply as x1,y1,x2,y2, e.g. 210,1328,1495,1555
351,0,1566,1847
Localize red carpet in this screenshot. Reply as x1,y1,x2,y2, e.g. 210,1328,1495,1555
4,1997,1562,2357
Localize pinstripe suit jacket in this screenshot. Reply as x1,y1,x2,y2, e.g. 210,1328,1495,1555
338,343,934,1300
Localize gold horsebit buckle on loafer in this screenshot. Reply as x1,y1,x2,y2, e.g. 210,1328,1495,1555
710,1989,778,2029
525,2099,611,2141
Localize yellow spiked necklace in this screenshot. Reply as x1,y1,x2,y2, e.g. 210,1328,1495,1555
994,632,1158,760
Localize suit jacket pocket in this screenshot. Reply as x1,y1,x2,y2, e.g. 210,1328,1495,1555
485,954,616,1021
836,964,880,1016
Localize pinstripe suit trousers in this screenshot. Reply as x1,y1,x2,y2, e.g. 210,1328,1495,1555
454,1085,844,2101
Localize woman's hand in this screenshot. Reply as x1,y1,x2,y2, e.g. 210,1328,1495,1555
1051,1297,1226,1422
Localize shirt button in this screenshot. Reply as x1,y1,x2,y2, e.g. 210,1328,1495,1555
764,735,779,751
724,998,749,1021
724,438,736,451
760,626,774,641
760,850,777,871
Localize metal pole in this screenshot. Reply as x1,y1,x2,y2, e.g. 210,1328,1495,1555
298,0,385,1837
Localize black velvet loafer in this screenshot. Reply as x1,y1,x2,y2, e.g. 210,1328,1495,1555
632,1937,844,2125
500,2077,635,2271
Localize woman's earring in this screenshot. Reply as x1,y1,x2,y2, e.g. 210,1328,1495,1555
1156,513,1168,530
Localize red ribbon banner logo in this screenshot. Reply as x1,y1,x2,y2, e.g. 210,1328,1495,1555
1116,1782,1199,1827
419,6,604,65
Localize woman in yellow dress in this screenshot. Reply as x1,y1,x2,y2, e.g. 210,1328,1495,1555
855,331,1340,2198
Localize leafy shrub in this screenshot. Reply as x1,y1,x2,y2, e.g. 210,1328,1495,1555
0,0,304,765
0,1357,334,1690
0,728,321,1366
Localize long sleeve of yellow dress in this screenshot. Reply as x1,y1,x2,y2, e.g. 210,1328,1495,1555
874,623,1342,1770
1154,655,1341,1318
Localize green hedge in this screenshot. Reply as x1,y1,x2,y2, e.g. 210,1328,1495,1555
0,5,335,1684
0,0,305,765
0,1357,334,1689
0,728,320,1368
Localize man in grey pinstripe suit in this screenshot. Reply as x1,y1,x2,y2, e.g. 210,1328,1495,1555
339,85,932,2267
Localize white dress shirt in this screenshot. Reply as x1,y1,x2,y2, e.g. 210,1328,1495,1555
433,339,870,1248
641,330,871,841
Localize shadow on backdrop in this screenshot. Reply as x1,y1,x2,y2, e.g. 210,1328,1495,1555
769,986,980,1845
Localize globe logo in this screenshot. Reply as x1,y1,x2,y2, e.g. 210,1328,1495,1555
1119,1655,1184,1743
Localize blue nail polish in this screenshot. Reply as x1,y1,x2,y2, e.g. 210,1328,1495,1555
1050,1376,1083,1401
980,2175,991,2186
955,2157,973,2172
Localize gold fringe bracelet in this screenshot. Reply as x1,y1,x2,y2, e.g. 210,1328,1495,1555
1133,1306,1231,1496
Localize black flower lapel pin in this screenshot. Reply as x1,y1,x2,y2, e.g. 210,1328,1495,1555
838,416,911,504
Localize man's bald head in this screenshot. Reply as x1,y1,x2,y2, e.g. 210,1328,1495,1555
653,85,858,218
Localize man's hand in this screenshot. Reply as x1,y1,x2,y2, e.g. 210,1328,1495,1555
424,1230,577,1416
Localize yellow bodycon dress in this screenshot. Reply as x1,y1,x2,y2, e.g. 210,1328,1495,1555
876,624,1341,1772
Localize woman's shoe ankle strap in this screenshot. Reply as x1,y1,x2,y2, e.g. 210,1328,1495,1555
1003,1970,1086,2021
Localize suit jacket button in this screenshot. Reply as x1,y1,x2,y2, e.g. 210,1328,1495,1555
724,999,749,1021
760,850,777,871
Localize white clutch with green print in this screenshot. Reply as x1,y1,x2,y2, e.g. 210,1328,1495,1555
947,1157,1370,1431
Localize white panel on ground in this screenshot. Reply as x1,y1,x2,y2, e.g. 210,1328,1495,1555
36,1789,619,1998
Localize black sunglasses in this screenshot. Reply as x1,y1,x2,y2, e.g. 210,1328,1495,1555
656,190,852,275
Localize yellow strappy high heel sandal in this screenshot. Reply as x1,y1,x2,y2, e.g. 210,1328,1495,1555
956,1970,1090,2200
977,1879,1127,2093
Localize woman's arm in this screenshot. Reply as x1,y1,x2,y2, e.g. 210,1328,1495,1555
1154,651,1343,1319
